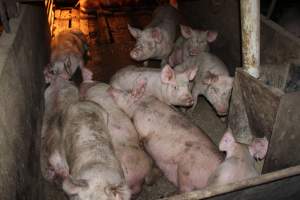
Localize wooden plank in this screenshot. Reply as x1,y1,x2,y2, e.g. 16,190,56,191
60,9,71,20
263,92,300,173
71,9,80,29
237,69,283,139
54,9,61,19
79,18,89,36
61,10,71,29
97,14,111,44
228,69,252,144
160,165,300,200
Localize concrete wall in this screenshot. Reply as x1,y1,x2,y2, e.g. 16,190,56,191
0,3,50,200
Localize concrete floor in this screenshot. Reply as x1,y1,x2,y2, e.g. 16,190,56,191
43,6,226,200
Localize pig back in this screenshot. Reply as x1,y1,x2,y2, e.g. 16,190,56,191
110,65,160,91
146,5,181,43
61,100,121,175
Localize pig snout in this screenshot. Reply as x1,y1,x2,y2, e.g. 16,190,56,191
130,47,143,61
181,94,194,106
216,105,228,116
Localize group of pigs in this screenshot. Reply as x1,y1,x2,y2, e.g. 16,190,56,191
41,5,269,200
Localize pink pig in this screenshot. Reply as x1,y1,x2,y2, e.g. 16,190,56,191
85,82,153,195
110,64,198,107
207,128,269,187
168,25,218,67
174,52,233,115
108,80,224,192
128,5,180,65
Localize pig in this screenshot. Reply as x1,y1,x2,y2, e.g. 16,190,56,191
110,64,198,107
60,101,131,200
41,76,79,182
45,29,93,83
207,128,269,187
174,52,234,115
108,80,224,192
128,5,180,65
278,7,300,38
168,25,218,67
85,82,153,194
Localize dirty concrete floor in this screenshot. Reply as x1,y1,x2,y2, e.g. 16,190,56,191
43,6,226,200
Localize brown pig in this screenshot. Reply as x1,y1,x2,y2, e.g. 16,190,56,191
46,29,92,83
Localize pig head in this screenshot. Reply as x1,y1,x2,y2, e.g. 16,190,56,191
180,25,218,56
194,71,234,116
128,24,170,61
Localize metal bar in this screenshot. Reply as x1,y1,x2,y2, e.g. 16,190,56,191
240,0,260,78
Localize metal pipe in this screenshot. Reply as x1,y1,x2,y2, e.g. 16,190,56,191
240,0,260,78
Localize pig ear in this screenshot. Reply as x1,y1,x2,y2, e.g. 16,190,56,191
104,183,131,200
152,28,163,43
248,137,269,160
128,24,141,38
219,128,236,152
202,71,219,85
206,31,218,42
62,176,89,195
64,56,72,75
132,78,147,99
185,66,198,81
161,64,176,84
180,25,193,39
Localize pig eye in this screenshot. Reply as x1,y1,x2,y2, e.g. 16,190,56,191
173,85,178,90
212,87,219,93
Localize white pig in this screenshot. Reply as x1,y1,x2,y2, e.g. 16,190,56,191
108,80,224,192
110,64,198,106
168,25,218,67
41,76,79,182
45,29,93,83
174,52,234,115
207,128,269,186
128,5,180,65
61,101,131,200
85,82,153,195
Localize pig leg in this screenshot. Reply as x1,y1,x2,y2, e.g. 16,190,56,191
143,61,149,67
81,67,93,82
177,162,197,192
144,166,162,186
48,149,69,179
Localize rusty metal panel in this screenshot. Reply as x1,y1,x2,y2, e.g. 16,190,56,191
263,92,300,173
237,69,283,139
